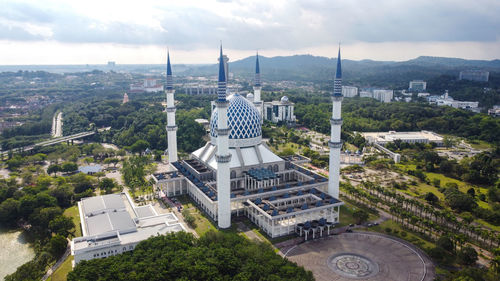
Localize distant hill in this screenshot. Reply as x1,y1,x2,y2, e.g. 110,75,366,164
180,55,500,88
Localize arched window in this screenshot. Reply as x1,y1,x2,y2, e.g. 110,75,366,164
274,164,279,172
230,170,236,178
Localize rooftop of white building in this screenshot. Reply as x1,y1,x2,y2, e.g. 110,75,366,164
360,130,443,144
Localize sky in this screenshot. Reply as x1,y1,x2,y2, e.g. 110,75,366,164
0,0,499,64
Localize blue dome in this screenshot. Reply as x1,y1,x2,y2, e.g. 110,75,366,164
211,93,262,147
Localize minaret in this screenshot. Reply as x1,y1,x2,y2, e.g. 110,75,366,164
165,50,178,163
215,45,232,229
253,52,263,123
328,47,343,198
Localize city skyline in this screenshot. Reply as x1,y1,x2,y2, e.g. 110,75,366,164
0,0,499,64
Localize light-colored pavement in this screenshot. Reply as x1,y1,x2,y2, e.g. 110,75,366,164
286,232,435,281
236,222,263,242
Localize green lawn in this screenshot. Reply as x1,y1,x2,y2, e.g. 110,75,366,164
177,195,217,236
63,206,82,238
468,140,492,150
339,201,379,227
363,219,436,250
47,256,74,281
413,182,444,200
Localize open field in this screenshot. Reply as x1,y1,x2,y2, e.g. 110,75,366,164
63,206,81,238
177,195,217,236
47,256,73,281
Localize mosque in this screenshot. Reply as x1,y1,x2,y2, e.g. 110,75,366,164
153,46,345,239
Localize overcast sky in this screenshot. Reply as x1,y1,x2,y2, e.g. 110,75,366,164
0,0,499,64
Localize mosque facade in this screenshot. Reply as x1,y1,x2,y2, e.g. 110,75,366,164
154,46,344,239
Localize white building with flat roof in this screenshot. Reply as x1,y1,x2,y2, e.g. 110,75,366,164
373,89,393,103
71,193,185,265
263,96,296,125
342,86,358,98
360,130,444,146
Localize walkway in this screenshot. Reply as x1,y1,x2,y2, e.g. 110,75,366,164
286,232,435,281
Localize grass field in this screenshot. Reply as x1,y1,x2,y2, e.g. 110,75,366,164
339,201,379,226
177,195,217,236
47,256,73,281
63,206,81,238
363,219,436,250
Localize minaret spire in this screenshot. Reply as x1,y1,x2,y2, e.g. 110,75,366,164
328,46,343,198
255,52,261,87
215,44,232,229
217,44,227,101
253,52,263,123
165,49,178,163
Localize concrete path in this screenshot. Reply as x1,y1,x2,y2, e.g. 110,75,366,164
286,232,435,281
41,240,71,281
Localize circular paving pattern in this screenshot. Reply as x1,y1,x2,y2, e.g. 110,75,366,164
328,253,379,279
286,232,435,281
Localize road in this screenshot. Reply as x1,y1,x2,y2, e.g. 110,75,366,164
52,112,63,138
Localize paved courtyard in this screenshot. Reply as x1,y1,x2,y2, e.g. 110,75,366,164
286,232,435,281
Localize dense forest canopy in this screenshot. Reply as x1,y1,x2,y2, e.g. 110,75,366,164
68,231,314,281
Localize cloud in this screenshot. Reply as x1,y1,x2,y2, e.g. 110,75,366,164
0,0,498,52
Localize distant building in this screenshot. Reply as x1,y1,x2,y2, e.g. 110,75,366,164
409,80,427,91
122,93,129,104
107,61,116,67
195,118,210,130
360,130,444,146
263,96,296,125
459,70,489,82
71,193,185,265
130,78,164,93
488,105,500,117
185,85,217,95
417,93,430,97
359,91,372,98
372,89,393,103
185,84,240,95
433,90,479,111
342,86,358,98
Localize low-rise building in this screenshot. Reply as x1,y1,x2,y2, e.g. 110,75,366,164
71,193,185,265
488,105,500,117
432,91,479,111
130,78,164,93
360,130,444,146
263,96,296,125
342,86,358,98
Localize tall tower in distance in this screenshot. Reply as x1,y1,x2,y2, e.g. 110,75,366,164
215,45,232,229
328,47,343,198
165,50,178,163
253,52,263,123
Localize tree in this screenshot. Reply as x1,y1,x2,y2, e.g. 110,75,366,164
68,231,314,281
0,198,20,225
99,178,115,194
457,245,478,266
47,164,61,176
425,192,439,204
437,236,455,253
104,158,119,168
130,140,150,154
61,162,78,173
49,234,68,259
353,209,369,224
49,215,75,237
